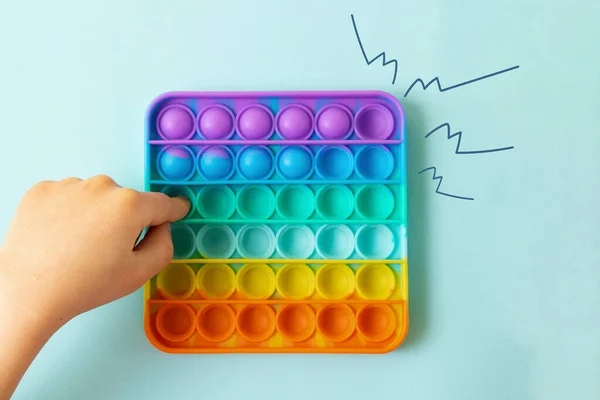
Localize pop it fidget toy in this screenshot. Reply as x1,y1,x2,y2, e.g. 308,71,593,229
145,91,408,353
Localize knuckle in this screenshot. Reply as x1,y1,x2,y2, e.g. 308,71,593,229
116,188,140,210
89,174,115,187
26,181,53,197
61,177,82,185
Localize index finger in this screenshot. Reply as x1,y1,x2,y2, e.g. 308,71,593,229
135,191,190,227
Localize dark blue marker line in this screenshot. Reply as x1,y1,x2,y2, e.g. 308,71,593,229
419,166,474,200
426,122,514,154
350,14,399,84
404,65,520,97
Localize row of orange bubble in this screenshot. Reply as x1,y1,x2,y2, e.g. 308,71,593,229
157,263,397,301
155,302,399,344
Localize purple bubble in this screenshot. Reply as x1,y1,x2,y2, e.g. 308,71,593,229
354,104,394,140
197,104,235,140
315,104,353,140
275,104,314,140
156,105,196,140
236,104,274,140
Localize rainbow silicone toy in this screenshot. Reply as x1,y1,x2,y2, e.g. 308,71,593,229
144,91,408,353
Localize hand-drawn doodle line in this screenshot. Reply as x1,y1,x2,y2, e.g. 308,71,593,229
350,14,519,97
403,65,520,97
351,14,398,84
418,167,475,201
426,122,514,154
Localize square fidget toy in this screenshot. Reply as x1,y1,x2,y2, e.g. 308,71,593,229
144,91,408,353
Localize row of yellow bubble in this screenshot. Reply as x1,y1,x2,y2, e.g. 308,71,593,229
156,263,397,300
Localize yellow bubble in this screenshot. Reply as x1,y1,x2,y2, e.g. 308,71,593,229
236,264,275,299
276,264,315,299
157,264,195,300
196,263,235,299
315,264,355,299
355,264,395,300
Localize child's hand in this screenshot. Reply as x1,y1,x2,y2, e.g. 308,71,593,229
0,176,190,329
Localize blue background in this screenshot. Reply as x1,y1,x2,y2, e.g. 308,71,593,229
1,1,599,399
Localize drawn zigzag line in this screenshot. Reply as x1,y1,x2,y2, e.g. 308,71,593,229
403,65,520,97
425,123,515,155
418,166,474,201
350,14,398,84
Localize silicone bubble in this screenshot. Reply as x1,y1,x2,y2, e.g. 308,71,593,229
355,185,395,220
161,186,195,217
236,145,275,180
157,263,195,300
317,304,355,342
236,185,275,219
276,304,316,342
236,263,276,299
354,145,394,180
355,224,395,259
236,104,275,140
355,264,395,300
196,263,236,299
156,304,196,342
236,225,275,259
315,104,353,140
196,304,236,342
275,185,315,220
196,225,236,259
156,104,196,140
157,146,195,181
196,186,235,219
314,146,353,180
315,225,355,259
354,104,394,140
275,264,315,299
275,104,314,140
276,225,315,259
197,104,235,140
171,224,196,259
196,145,235,180
315,185,354,220
315,264,355,300
237,305,276,342
356,304,396,342
276,146,314,180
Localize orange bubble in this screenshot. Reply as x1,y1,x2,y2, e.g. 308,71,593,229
356,305,396,342
155,304,196,342
236,305,276,342
276,304,316,342
196,304,236,342
316,304,355,342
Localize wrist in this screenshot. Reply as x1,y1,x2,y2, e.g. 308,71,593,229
0,254,65,339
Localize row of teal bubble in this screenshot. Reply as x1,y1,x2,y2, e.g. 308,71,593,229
170,223,404,260
158,183,405,222
150,144,401,182
152,102,400,142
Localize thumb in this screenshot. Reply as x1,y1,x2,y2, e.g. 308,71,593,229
131,223,174,287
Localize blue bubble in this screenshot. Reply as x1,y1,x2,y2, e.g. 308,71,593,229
237,145,275,180
315,145,354,180
355,145,394,180
276,146,314,180
157,146,195,181
197,145,235,180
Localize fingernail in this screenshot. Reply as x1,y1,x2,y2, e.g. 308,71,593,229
177,195,191,206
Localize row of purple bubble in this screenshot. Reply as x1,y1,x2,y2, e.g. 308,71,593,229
156,102,396,142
